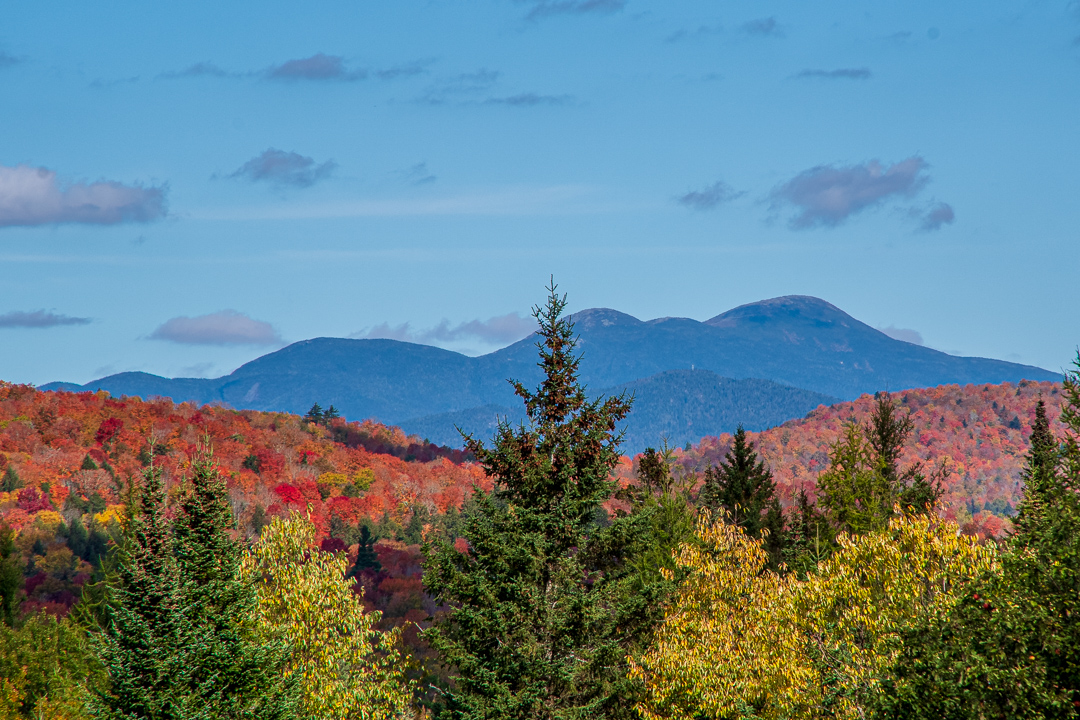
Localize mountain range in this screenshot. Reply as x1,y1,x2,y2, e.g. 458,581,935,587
42,296,1059,452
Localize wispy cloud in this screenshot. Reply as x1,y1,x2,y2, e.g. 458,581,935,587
878,325,924,345
796,67,871,80
0,164,167,228
355,312,538,346
227,149,336,188
400,163,437,185
149,310,282,346
160,61,232,79
665,24,723,43
914,201,955,232
0,52,21,70
0,310,91,329
523,0,626,21
376,59,433,80
419,69,500,105
770,157,930,228
484,92,573,106
267,53,366,81
742,17,782,37
676,181,743,210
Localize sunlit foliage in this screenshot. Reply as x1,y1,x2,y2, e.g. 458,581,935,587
241,513,414,720
631,510,997,720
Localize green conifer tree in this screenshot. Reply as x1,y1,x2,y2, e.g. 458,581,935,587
698,426,786,567
172,445,297,720
349,525,382,577
82,454,100,471
1012,399,1060,538
304,403,323,424
0,521,22,628
91,462,188,720
1,466,22,493
876,360,1080,719
423,284,664,720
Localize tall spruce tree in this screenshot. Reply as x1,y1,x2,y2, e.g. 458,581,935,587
1012,399,1060,537
172,445,296,720
422,285,666,720
92,462,188,720
698,426,786,567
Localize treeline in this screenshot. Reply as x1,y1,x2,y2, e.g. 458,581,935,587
1,286,1078,719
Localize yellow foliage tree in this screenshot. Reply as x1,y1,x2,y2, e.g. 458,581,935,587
240,513,415,720
630,511,998,720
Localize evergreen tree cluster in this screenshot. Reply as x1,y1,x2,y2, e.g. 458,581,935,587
91,447,297,720
304,403,341,427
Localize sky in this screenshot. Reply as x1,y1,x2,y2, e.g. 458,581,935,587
1,0,1078,386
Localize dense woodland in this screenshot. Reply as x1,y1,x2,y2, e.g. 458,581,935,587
1,289,1077,719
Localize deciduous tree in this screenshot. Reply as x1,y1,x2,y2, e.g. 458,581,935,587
241,513,413,720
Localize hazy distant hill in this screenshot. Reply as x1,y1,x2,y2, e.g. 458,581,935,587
42,296,1058,451
397,370,839,453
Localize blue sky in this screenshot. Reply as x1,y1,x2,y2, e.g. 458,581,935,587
1,0,1078,385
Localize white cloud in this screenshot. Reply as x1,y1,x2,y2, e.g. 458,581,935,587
149,310,282,346
770,157,930,228
0,164,167,228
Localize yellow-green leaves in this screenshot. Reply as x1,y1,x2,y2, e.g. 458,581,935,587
632,511,998,720
241,514,414,720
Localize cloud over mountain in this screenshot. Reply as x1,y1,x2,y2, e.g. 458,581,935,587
0,164,167,228
228,149,336,187
356,312,537,347
877,325,924,345
0,310,91,328
770,157,930,228
149,310,282,346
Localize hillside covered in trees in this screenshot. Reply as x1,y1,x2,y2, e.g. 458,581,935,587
0,352,1073,718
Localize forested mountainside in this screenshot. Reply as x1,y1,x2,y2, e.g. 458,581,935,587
43,297,1058,436
398,370,839,452
0,378,1058,624
664,379,1064,539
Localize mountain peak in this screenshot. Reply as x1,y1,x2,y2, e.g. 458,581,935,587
706,295,855,328
567,308,642,331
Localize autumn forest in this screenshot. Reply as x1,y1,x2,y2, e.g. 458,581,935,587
1,290,1078,719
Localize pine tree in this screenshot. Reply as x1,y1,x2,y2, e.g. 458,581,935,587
172,444,297,720
323,405,340,424
867,392,943,513
1013,399,1060,538
304,403,324,425
1,467,21,493
422,284,663,720
92,462,188,720
82,454,100,471
0,522,22,628
698,426,786,567
349,525,382,577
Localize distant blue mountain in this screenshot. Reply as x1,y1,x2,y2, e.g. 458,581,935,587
398,370,839,453
41,296,1059,450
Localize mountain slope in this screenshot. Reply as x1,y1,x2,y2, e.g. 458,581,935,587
41,296,1058,449
396,370,839,452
